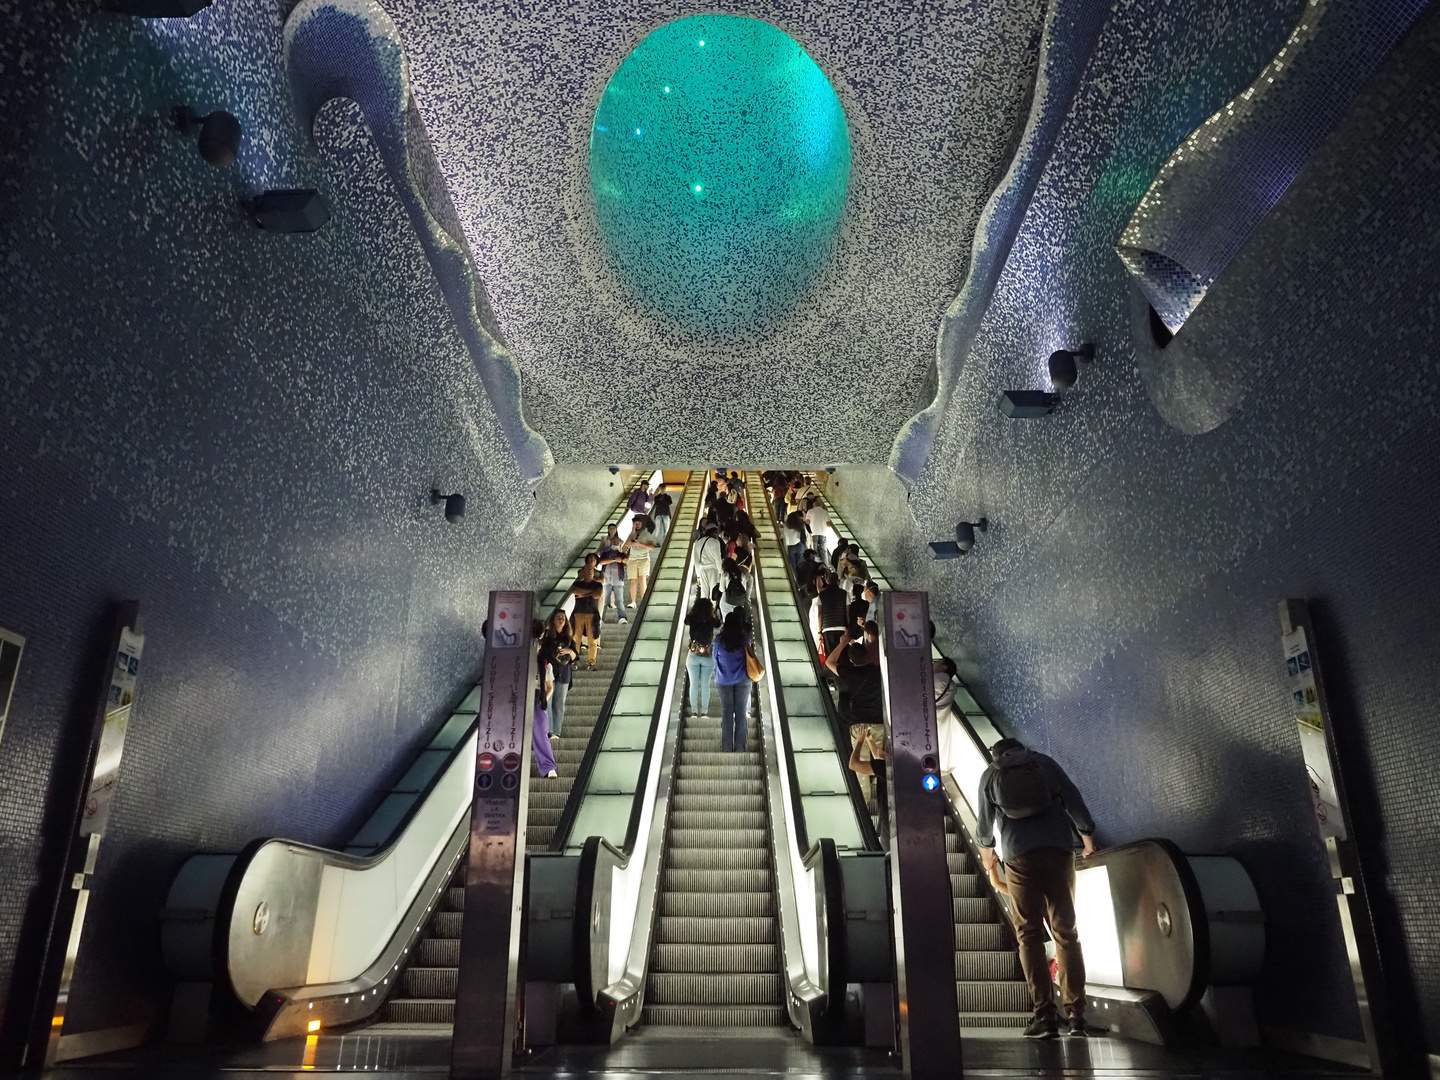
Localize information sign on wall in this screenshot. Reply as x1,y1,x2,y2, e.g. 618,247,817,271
1281,626,1345,841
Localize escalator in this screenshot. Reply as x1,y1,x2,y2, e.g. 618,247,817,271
758,473,1030,1034
644,706,785,1026
376,473,697,1030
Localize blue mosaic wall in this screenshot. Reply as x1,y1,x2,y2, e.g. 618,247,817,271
0,6,622,1039
834,1,1440,1050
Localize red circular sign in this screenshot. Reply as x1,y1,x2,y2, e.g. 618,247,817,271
478,752,495,772
502,753,521,772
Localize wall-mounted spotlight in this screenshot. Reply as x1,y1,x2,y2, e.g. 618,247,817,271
431,489,466,524
608,466,620,475
825,466,836,474
928,518,988,560
172,106,241,166
1047,342,1095,393
998,390,1056,418
250,189,330,233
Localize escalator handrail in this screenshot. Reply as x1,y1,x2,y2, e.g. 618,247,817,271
758,481,882,852
549,472,698,854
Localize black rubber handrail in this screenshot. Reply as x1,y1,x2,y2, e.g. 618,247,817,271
757,480,882,852
549,472,697,854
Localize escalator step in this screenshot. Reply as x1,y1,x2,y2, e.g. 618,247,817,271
418,938,459,966
956,980,1032,1013
646,973,782,1005
444,888,464,911
678,752,761,767
431,912,463,938
950,873,984,897
674,778,764,796
671,793,765,813
660,891,774,917
955,951,1023,980
402,966,458,998
675,765,764,781
641,1004,787,1027
666,847,768,870
669,811,767,830
655,916,776,944
953,923,1008,950
663,867,771,892
953,898,994,923
652,943,778,973
381,998,454,1024
959,1012,1032,1029
526,825,555,848
667,829,769,851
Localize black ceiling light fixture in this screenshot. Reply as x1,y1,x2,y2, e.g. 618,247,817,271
172,105,241,166
608,466,621,475
998,342,1095,418
250,190,330,233
929,518,988,560
431,489,466,524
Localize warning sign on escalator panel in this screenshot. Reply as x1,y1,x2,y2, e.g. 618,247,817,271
890,595,924,649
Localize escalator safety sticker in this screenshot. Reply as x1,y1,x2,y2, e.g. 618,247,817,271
502,753,521,772
478,752,496,771
475,798,515,838
890,596,924,649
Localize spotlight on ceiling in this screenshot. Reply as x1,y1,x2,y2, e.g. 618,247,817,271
998,390,1056,418
431,489,466,524
825,466,836,474
929,518,988,560
608,466,621,475
250,189,330,233
1047,342,1095,393
172,106,241,166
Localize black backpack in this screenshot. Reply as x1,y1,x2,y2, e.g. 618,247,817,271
990,749,1055,820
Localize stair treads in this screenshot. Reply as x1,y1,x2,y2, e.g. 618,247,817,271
950,873,984,898
656,916,776,944
677,752,762,767
956,980,1033,1012
959,1011,1034,1028
402,967,458,998
953,922,1009,951
670,793,764,813
652,943,778,974
430,911,463,937
660,891,775,918
955,951,1024,980
952,898,995,923
675,765,764,781
418,937,459,966
641,1004,787,1027
666,829,769,851
674,778,764,796
647,973,782,1006
662,867,771,892
442,887,464,911
383,999,454,1024
669,810,767,830
666,847,768,870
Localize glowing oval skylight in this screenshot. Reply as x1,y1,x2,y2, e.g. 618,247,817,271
589,15,851,336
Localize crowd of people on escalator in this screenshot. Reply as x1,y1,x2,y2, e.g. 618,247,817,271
523,476,675,780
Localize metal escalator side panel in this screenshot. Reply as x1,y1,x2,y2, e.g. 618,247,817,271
743,474,826,1037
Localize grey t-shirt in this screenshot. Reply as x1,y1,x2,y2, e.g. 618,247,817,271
975,750,1095,861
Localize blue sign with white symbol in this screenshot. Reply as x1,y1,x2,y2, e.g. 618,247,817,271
922,774,940,792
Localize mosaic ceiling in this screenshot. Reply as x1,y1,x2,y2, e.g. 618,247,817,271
378,0,1048,465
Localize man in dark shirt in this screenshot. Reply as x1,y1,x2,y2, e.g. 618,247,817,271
824,629,884,727
817,574,850,658
652,489,674,545
976,737,1097,1040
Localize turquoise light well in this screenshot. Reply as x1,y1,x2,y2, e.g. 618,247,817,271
590,16,851,336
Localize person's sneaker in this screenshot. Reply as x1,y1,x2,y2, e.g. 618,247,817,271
544,769,558,779
1022,1016,1059,1040
618,616,628,624
548,732,559,742
1067,1016,1091,1038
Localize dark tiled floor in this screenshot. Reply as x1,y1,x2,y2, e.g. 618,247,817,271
53,1025,1362,1078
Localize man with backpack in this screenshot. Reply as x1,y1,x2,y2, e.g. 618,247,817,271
975,737,1097,1040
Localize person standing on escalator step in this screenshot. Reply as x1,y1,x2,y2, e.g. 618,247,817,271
694,522,726,604
975,737,1097,1040
570,557,603,669
817,572,850,661
531,621,558,779
652,486,673,546
712,611,752,752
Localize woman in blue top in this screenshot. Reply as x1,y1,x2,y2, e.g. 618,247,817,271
712,611,752,752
